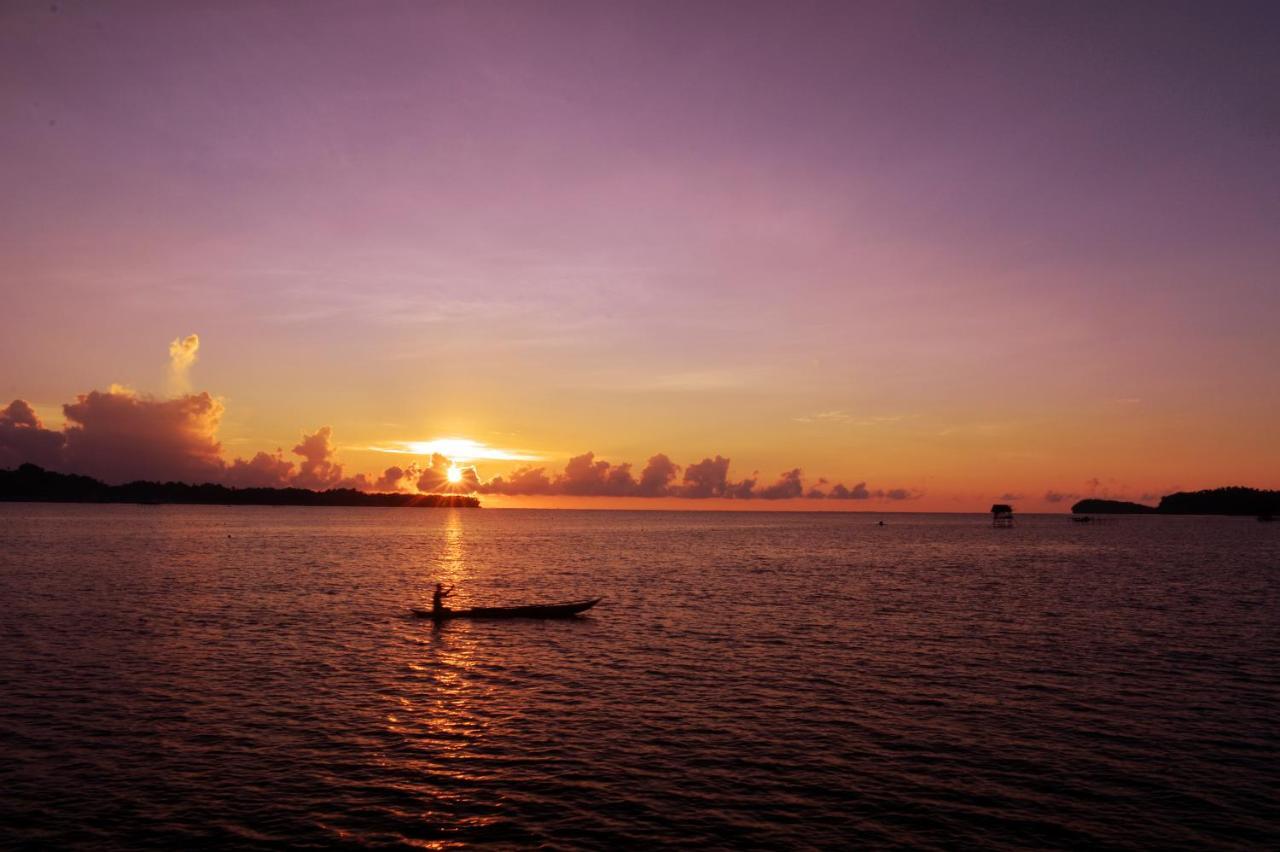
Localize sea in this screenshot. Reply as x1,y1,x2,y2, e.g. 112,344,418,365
1,505,1276,849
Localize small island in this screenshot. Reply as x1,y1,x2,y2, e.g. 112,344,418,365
1071,498,1158,514
0,464,479,508
1073,487,1280,517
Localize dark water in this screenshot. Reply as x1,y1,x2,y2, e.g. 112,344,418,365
1,506,1277,849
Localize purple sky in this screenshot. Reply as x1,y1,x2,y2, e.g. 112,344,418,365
1,1,1278,507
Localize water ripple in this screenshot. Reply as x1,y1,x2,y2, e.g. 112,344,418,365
1,506,1277,849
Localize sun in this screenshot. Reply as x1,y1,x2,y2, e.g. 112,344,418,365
446,464,463,484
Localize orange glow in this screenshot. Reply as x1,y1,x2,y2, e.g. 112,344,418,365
446,464,463,484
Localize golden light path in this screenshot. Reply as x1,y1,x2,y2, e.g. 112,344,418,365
369,438,540,463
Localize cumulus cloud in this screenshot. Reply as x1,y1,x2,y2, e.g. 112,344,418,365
224,431,373,491
828,482,871,499
477,452,651,497
167,334,200,394
415,453,450,492
61,388,227,484
468,450,913,502
811,481,917,500
680,455,757,498
0,400,65,469
2,332,924,502
637,453,679,497
335,471,374,491
1,387,380,493
479,465,555,495
374,463,420,492
559,452,628,495
2,337,402,492
414,453,480,494
759,468,805,500
291,426,344,489
225,450,295,488
3,395,922,503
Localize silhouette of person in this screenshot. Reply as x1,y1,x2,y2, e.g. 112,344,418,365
432,583,454,617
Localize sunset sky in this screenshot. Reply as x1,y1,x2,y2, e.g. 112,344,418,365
2,1,1277,510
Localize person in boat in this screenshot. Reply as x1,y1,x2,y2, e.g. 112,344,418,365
431,583,454,617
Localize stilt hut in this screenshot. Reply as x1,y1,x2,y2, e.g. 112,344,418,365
991,503,1014,527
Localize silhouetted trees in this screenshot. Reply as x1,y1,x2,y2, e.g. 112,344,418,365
1071,499,1157,514
1156,487,1280,516
0,464,479,508
1073,487,1279,516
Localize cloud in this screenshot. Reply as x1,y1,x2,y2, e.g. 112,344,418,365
61,388,227,484
679,455,757,498
478,464,555,495
225,450,294,488
998,492,1023,501
560,452,630,495
759,468,804,500
1,390,372,492
374,463,420,492
2,399,40,428
2,392,920,503
372,438,539,462
476,451,677,498
468,451,912,502
415,453,450,492
335,471,373,491
2,338,421,493
816,480,920,500
795,410,851,424
828,482,870,499
290,426,345,489
637,453,679,497
1044,490,1080,503
0,400,65,469
415,454,480,494
805,477,830,499
167,334,200,394
0,335,923,502
225,430,372,491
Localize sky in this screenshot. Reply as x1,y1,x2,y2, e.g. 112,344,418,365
1,1,1278,510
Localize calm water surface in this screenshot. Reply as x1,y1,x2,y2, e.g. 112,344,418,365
1,506,1277,849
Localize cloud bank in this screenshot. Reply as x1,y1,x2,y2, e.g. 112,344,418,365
1,336,920,501
476,450,917,501
1,391,922,500
0,387,371,491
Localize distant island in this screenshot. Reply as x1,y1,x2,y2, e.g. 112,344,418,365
1073,487,1280,517
0,464,479,508
1070,498,1158,514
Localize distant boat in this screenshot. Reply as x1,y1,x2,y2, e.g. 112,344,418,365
1072,516,1092,523
1260,512,1275,523
412,598,602,620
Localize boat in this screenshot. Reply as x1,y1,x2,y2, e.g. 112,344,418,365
411,598,602,620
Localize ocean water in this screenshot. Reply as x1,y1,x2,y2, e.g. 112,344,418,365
0,505,1276,849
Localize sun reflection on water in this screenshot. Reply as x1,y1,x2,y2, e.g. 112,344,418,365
382,505,505,836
